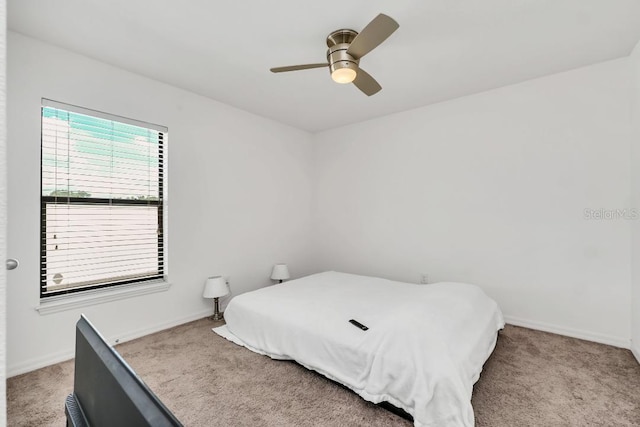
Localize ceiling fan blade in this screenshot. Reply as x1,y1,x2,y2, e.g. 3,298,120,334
270,63,328,73
353,68,382,96
346,14,399,59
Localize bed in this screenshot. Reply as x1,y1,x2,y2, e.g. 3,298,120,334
214,271,504,427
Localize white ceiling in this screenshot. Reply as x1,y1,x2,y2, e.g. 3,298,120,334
8,0,640,132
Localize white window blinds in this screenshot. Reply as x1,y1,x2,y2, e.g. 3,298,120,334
40,99,166,297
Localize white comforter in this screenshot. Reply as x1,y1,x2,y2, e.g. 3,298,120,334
214,271,504,427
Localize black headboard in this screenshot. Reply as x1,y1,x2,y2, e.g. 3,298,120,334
65,315,182,427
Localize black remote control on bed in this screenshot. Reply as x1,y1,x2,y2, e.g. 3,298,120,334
349,319,369,331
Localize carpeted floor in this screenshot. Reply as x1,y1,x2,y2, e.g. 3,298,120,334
7,319,640,426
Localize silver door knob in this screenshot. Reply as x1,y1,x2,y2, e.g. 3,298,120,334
6,259,18,270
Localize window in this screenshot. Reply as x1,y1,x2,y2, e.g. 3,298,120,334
41,99,166,298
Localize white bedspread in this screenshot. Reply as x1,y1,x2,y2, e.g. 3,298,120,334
214,271,504,427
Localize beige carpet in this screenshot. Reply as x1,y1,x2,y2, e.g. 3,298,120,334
7,319,640,426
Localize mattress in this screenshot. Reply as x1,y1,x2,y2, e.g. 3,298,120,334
214,271,504,427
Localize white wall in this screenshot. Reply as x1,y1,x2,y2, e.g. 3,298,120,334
7,32,315,376
631,42,640,363
7,29,638,376
312,58,633,347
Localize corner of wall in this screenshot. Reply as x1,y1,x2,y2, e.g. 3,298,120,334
631,38,640,365
0,0,7,422
632,341,640,365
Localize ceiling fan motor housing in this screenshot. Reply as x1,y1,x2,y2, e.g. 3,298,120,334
326,29,359,76
327,43,359,76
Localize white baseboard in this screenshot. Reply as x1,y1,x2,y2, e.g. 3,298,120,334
503,315,630,349
7,348,76,379
7,309,212,378
632,341,640,365
107,309,211,346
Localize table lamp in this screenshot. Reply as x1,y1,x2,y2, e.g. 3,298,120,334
203,276,229,321
270,264,290,283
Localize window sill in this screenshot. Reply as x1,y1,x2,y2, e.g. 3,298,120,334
36,280,172,315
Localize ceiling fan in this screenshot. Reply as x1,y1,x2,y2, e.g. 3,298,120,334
270,13,399,96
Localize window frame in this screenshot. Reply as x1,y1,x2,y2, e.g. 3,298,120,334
40,99,167,299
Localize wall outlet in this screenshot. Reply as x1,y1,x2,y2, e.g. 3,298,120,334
420,273,429,284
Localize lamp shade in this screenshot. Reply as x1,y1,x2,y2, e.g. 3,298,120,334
270,264,290,281
203,276,229,299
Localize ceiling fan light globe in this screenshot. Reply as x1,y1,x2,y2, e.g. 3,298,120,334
331,68,357,84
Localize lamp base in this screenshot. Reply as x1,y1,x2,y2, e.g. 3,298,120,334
208,296,224,322
208,312,224,322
